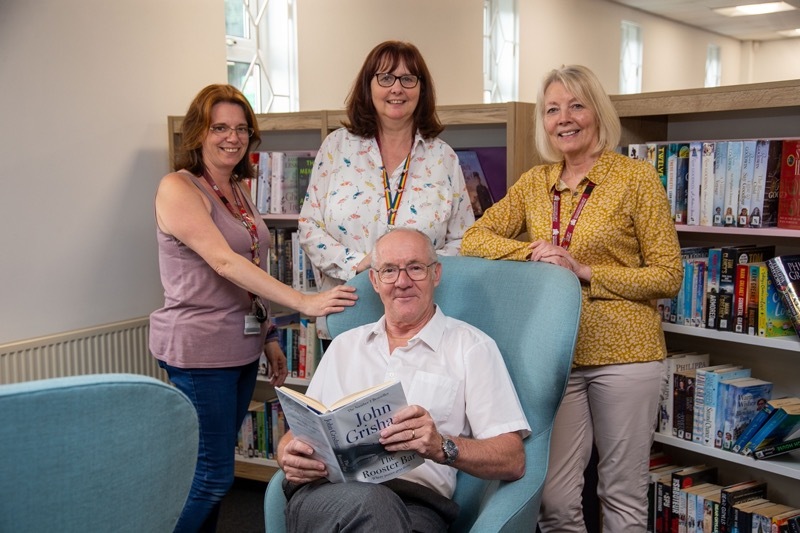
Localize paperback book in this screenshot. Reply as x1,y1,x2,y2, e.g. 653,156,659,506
766,254,800,337
275,381,423,484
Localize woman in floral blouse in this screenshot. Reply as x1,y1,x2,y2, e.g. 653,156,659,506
298,41,474,336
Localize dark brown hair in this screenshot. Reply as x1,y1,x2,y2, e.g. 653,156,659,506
173,84,261,181
344,41,443,139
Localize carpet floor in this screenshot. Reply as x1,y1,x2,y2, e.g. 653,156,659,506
218,478,268,533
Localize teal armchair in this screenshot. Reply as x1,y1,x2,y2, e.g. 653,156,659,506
265,256,581,532
0,373,199,532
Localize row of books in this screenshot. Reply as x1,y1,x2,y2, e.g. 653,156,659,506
267,228,317,292
657,245,798,338
236,398,288,461
244,150,317,215
648,455,800,533
628,139,800,229
257,312,320,380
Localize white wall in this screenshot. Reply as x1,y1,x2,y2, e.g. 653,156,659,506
0,0,226,343
516,0,742,100
0,0,797,345
296,0,483,109
749,39,800,83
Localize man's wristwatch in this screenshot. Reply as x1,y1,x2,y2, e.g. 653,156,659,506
440,434,459,465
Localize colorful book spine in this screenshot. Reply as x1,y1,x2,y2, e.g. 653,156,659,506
730,398,783,454
778,139,800,229
687,141,703,226
703,368,752,448
723,141,743,227
674,143,690,224
699,142,716,227
765,254,800,337
753,436,800,459
743,402,800,456
712,141,728,227
737,140,757,227
719,379,773,451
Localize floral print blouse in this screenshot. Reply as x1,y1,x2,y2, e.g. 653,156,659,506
298,127,475,292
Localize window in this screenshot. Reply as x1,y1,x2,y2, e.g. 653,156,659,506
705,44,721,88
483,0,518,103
619,21,642,94
225,0,298,113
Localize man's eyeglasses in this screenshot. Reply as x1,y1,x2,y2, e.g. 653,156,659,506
373,262,437,283
375,73,421,89
209,124,254,138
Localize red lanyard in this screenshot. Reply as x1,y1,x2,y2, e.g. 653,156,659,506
202,170,260,266
552,182,595,250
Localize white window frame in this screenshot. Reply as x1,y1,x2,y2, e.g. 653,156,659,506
225,0,299,113
483,0,519,103
619,20,643,94
705,44,722,88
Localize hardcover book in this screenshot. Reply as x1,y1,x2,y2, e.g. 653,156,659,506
778,139,800,230
765,254,800,337
275,381,424,484
748,140,774,228
761,139,784,228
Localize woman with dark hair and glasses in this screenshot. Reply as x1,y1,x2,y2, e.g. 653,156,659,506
298,40,474,339
150,84,356,532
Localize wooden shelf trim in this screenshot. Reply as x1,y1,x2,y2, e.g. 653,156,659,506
612,79,800,118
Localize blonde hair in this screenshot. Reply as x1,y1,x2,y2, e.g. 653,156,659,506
534,65,621,163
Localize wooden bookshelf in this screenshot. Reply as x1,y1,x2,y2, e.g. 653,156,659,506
611,79,800,507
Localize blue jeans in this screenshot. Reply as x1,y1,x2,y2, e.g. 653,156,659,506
159,359,259,533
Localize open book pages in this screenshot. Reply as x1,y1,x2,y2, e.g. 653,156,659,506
276,381,424,483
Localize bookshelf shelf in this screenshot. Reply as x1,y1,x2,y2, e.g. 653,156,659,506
675,225,800,239
661,323,800,352
653,434,800,480
233,455,278,482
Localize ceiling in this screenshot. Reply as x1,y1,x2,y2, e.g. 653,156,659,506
609,0,800,41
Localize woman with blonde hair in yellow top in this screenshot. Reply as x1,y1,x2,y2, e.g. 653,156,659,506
461,65,682,532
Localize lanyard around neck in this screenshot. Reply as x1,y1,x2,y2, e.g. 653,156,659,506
552,181,595,250
201,170,260,267
382,155,412,226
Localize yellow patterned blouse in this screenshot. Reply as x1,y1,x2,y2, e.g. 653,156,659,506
461,150,682,367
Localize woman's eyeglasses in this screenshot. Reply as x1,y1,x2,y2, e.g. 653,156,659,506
209,124,254,138
375,73,421,89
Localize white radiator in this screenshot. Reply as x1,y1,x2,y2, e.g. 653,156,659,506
0,318,164,385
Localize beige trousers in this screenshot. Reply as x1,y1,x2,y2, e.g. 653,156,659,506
538,360,663,533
